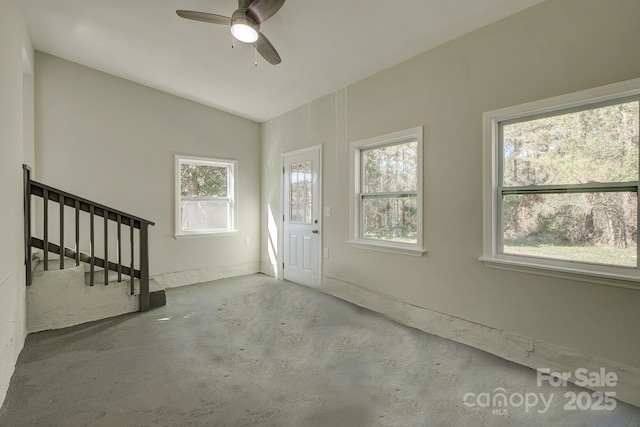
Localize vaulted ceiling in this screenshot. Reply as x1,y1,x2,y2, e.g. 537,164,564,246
23,0,544,122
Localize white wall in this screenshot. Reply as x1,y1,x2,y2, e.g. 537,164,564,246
35,53,261,286
0,0,33,407
262,0,640,404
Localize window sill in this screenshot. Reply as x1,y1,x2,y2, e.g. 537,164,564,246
175,230,238,240
479,255,640,291
349,240,426,257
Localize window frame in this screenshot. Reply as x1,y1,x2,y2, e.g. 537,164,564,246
174,155,238,239
481,78,640,289
349,126,425,256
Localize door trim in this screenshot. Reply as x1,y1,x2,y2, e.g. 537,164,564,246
280,144,323,285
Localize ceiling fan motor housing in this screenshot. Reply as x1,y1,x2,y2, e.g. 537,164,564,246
231,9,259,43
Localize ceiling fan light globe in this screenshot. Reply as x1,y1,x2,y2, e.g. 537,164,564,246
231,23,259,43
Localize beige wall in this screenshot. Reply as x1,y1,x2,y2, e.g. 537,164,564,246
35,53,262,283
5,0,640,409
0,0,32,406
262,0,640,373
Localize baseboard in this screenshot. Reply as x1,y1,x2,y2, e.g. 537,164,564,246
318,276,640,408
153,262,261,289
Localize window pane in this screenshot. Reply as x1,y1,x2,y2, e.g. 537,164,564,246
363,141,418,193
502,101,639,186
180,199,229,231
502,192,637,266
290,202,312,223
362,196,417,243
180,164,228,197
290,161,312,224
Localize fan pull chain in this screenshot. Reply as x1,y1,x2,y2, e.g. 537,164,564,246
231,33,235,49
254,44,258,66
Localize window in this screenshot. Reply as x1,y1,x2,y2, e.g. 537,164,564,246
482,78,640,287
350,127,424,256
289,160,313,224
175,156,237,237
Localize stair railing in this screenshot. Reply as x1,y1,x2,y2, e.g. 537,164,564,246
23,165,155,312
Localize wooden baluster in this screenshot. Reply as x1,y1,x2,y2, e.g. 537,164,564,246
59,194,65,270
130,220,135,295
89,205,95,286
104,209,109,285
75,200,80,266
43,189,49,271
23,166,32,286
117,214,122,282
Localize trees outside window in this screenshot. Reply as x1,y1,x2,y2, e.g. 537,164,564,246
483,78,640,287
350,127,424,256
361,141,418,242
500,100,639,266
175,156,237,237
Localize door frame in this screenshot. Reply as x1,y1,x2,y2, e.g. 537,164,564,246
279,144,323,285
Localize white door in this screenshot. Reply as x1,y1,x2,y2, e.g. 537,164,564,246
283,146,321,286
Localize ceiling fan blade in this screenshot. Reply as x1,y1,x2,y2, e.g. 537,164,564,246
247,0,285,24
256,32,281,65
176,10,231,25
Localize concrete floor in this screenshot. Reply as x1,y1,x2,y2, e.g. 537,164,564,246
1,274,639,427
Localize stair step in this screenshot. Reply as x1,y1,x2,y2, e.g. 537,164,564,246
150,290,167,309
83,269,128,286
33,255,79,272
32,253,164,293
27,265,137,333
28,268,166,332
30,250,40,274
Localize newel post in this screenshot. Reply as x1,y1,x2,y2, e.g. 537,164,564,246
23,165,32,286
139,222,150,312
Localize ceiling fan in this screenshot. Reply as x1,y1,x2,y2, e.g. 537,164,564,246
176,0,285,65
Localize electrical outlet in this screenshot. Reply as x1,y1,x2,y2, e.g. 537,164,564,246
323,248,329,258
245,237,251,246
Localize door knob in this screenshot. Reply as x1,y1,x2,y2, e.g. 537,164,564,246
312,229,319,234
